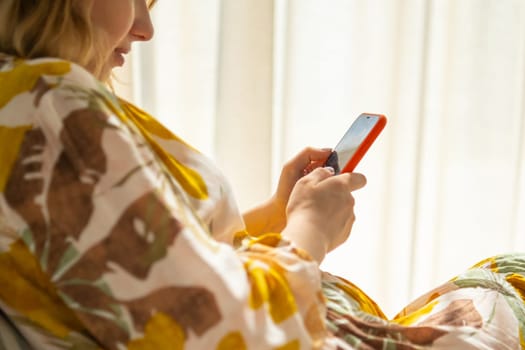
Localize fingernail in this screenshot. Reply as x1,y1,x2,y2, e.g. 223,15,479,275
321,148,333,152
324,166,335,174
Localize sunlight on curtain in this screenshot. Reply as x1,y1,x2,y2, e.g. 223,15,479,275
116,0,525,318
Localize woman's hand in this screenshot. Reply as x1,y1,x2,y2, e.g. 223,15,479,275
243,147,332,235
281,167,366,264
271,147,334,225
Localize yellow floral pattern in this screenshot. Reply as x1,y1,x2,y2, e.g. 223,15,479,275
245,259,298,323
217,331,247,350
0,125,32,191
0,60,70,108
0,240,83,338
0,54,324,350
127,313,185,350
119,101,209,200
1,53,525,350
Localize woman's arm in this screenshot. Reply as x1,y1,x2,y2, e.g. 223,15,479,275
0,56,366,349
243,148,366,264
242,147,333,235
282,167,366,263
0,59,332,349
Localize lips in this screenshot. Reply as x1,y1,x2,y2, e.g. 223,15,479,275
115,47,130,55
113,48,130,67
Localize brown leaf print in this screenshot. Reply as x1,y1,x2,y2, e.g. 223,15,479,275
419,299,483,328
326,309,446,349
59,284,221,348
394,299,482,346
60,191,181,282
4,128,48,256
124,286,222,337
5,107,109,274
31,77,55,106
58,190,217,346
328,300,483,348
397,326,448,346
62,299,130,348
45,108,108,273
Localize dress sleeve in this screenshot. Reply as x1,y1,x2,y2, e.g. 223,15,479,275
1,60,327,350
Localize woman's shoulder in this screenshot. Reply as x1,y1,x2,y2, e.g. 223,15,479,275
0,53,117,123
0,53,102,95
0,54,92,76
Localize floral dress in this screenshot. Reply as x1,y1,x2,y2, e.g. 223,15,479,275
0,54,524,350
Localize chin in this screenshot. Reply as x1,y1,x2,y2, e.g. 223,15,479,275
91,64,112,82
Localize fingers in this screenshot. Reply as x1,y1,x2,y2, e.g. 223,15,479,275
288,148,367,194
292,147,332,168
302,166,335,184
335,172,366,192
296,147,332,175
304,166,367,192
346,172,367,191
307,147,333,162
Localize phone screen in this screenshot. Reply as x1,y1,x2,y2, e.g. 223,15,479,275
325,114,386,174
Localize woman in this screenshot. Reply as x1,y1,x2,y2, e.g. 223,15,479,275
0,1,523,349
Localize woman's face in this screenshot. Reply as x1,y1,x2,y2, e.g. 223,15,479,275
89,0,154,75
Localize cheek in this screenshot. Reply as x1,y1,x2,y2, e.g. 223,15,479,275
90,0,135,48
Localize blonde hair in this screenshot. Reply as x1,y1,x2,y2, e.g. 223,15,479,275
0,0,107,78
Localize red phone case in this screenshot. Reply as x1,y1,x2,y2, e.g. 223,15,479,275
340,113,387,173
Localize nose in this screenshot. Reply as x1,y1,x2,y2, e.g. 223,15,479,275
131,0,154,41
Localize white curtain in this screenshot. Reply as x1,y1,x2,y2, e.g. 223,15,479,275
114,0,525,317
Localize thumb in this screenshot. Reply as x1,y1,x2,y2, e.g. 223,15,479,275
302,166,335,184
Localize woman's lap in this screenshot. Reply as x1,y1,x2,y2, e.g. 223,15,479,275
323,253,525,349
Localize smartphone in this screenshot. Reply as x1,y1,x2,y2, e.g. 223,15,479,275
324,113,387,174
